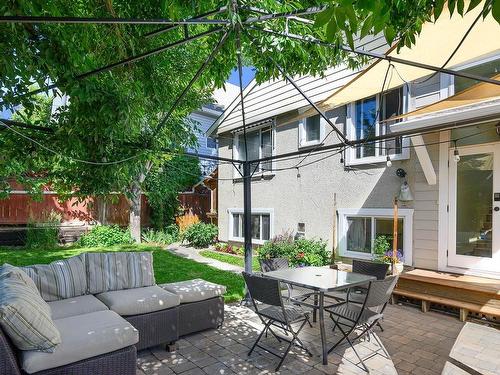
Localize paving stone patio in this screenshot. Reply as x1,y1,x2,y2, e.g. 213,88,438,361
136,303,495,375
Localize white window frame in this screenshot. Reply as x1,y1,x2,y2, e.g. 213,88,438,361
337,208,413,265
449,53,500,96
345,89,410,166
228,208,274,244
233,121,276,178
206,136,217,149
298,115,326,148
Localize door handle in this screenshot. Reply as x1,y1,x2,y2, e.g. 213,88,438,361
494,207,500,212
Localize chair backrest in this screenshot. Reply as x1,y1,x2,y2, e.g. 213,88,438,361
352,260,389,280
363,275,399,309
259,257,289,272
243,272,283,307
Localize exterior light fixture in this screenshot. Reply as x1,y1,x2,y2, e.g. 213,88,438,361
386,155,392,168
453,141,460,162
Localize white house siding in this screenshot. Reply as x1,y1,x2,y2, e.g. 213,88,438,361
217,107,412,254
410,132,440,270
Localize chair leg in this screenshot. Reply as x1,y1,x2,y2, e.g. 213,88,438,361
345,334,369,373
249,320,271,356
377,321,384,332
275,340,294,371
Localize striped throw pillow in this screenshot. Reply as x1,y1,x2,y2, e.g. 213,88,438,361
21,254,87,302
0,266,61,352
87,252,155,294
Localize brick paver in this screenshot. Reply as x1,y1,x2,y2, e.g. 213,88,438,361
136,303,478,374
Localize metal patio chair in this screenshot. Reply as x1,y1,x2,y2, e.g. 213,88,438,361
326,275,399,373
243,272,313,371
259,258,315,304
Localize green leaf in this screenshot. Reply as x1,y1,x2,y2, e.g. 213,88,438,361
457,0,465,15
493,0,500,24
360,16,373,38
314,7,334,27
448,0,456,16
383,26,396,45
466,0,482,13
345,30,355,50
325,18,338,42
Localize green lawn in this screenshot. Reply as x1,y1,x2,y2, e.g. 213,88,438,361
200,250,260,271
0,244,245,303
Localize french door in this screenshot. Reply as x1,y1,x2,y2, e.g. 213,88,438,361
448,143,500,273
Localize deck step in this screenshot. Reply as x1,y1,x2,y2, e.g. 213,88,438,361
394,270,500,322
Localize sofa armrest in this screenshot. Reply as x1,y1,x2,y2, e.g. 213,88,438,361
0,326,22,375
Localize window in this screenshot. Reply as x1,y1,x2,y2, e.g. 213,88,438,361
347,87,408,165
234,125,273,176
338,208,413,264
206,137,217,149
229,209,273,244
299,115,324,148
454,57,500,94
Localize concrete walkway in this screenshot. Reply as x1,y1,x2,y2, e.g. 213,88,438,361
167,243,243,273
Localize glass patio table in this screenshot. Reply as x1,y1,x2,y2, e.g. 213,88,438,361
263,266,375,365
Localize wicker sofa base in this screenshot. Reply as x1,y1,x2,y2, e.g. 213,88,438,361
27,346,137,375
125,307,179,350
179,296,224,336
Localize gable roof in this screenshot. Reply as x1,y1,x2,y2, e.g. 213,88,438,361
208,34,389,136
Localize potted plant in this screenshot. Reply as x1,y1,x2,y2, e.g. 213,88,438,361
373,235,404,274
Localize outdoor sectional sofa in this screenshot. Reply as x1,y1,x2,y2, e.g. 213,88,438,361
0,252,226,375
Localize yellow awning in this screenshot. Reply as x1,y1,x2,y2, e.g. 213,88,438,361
319,3,500,111
391,73,500,120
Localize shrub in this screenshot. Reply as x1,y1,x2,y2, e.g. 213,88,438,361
142,224,179,245
176,213,200,232
181,222,218,248
79,225,132,247
26,211,61,249
258,232,329,267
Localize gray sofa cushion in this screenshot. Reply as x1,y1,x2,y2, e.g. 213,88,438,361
48,294,109,320
21,310,138,374
0,265,61,352
160,279,227,303
96,285,180,316
21,254,87,301
86,252,155,294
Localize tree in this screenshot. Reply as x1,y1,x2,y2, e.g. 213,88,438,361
1,0,498,242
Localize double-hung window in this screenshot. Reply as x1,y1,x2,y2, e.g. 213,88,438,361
206,136,217,149
338,208,413,265
299,114,324,148
346,87,409,165
234,124,273,177
229,209,273,244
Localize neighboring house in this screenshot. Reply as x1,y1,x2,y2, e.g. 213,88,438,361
208,7,500,280
188,84,239,175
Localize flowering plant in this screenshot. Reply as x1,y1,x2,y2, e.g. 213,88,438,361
379,249,403,264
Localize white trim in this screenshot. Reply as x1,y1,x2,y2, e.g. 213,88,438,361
337,208,414,265
411,135,437,185
345,92,410,166
227,208,274,245
438,131,451,272
232,121,276,178
391,100,500,133
298,115,326,148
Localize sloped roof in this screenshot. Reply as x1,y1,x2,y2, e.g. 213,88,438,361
208,34,389,135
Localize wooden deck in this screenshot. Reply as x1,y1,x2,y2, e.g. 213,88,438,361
393,269,500,322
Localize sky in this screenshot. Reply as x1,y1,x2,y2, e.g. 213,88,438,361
227,66,255,87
